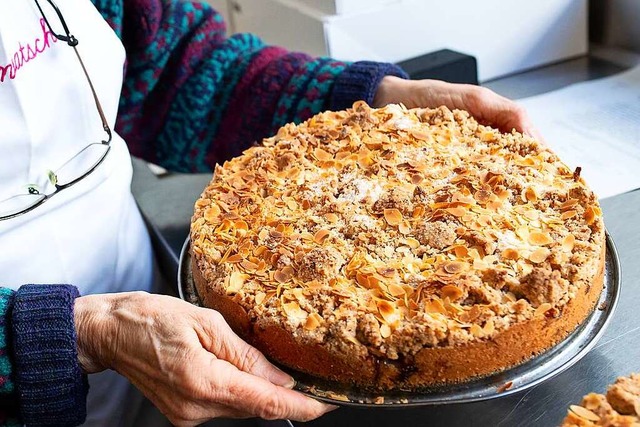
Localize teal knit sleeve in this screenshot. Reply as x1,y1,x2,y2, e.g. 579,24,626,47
0,288,21,426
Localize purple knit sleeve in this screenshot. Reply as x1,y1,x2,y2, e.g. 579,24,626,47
91,0,409,173
11,285,87,427
330,60,409,111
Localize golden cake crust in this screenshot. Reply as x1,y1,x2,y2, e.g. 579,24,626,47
190,102,606,390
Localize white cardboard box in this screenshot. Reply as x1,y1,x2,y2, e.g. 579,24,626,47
289,0,401,16
232,0,588,82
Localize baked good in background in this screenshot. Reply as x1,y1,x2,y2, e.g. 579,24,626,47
561,374,640,427
190,101,605,390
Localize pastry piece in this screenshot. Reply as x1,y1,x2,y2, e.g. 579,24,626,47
561,374,640,426
191,102,605,390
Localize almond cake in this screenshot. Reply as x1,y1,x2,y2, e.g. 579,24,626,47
562,374,640,427
190,101,606,390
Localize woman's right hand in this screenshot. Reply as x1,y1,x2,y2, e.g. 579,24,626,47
74,292,335,426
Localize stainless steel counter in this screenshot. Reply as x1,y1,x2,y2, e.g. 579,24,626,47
131,51,640,426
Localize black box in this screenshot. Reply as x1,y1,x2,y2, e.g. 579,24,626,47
396,49,478,85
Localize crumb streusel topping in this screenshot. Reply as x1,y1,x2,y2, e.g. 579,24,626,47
191,102,604,360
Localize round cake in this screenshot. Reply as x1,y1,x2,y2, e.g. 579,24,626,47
190,101,605,390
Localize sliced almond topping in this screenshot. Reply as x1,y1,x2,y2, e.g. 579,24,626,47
240,260,259,271
469,324,483,337
584,206,597,225
534,302,552,317
487,200,503,211
226,254,243,263
424,298,447,315
367,275,382,289
474,190,491,204
411,173,423,184
313,147,333,161
388,283,405,297
254,292,266,305
523,187,538,203
286,199,298,211
529,247,551,263
569,405,600,422
204,205,221,222
377,300,399,325
441,284,464,300
379,323,392,338
497,189,511,201
282,301,307,320
560,210,577,220
274,269,293,283
227,271,248,294
234,219,249,232
528,231,554,246
501,248,519,260
443,261,467,274
398,221,411,235
562,234,576,252
303,313,322,330
258,229,269,241
406,237,420,249
376,267,397,278
324,213,339,223
446,207,467,217
454,245,469,258
560,199,579,210
314,229,330,244
409,128,430,140
483,318,495,334
384,208,403,226
356,272,370,288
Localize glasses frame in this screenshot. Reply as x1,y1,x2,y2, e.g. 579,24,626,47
0,0,113,221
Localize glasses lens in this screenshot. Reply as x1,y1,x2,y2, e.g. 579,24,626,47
55,143,109,186
0,194,47,218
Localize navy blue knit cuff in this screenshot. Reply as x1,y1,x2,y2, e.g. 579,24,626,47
12,285,88,427
330,60,408,111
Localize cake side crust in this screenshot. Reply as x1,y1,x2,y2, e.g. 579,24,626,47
192,240,605,390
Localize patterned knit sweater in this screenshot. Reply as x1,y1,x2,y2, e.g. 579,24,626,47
0,0,407,425
93,0,406,172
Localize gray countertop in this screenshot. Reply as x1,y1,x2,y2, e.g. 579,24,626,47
131,51,640,426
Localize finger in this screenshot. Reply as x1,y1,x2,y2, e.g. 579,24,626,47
126,355,258,425
196,310,295,388
215,360,337,422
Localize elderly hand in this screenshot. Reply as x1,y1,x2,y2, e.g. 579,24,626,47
373,76,542,141
74,292,334,426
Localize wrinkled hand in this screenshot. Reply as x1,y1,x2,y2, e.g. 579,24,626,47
373,76,543,141
74,292,335,426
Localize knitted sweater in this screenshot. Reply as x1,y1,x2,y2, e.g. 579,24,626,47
0,0,407,425
93,0,406,172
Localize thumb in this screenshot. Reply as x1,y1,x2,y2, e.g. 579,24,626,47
197,309,295,388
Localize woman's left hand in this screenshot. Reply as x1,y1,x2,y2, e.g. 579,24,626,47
373,76,543,141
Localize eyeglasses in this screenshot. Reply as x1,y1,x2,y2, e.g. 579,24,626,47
0,0,112,221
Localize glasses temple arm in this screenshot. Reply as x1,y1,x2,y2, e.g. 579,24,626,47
71,46,112,144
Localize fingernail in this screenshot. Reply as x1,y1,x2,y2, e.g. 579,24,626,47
270,366,296,388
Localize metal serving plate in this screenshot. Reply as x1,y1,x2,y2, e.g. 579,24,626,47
178,233,621,407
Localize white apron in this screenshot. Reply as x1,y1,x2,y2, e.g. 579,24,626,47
0,0,154,424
